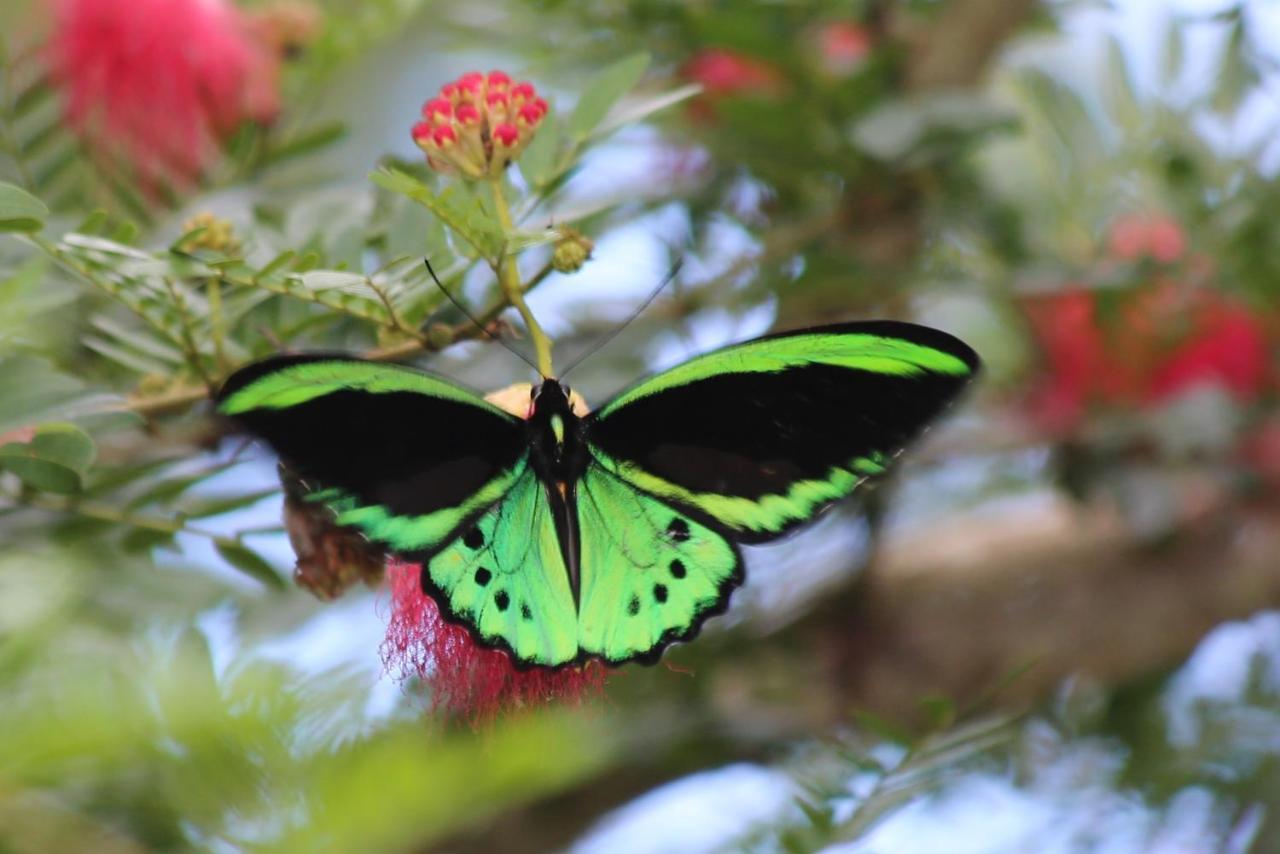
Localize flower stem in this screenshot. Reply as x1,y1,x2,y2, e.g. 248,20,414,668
489,178,554,377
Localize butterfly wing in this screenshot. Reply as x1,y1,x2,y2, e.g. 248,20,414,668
423,465,580,667
576,462,741,664
586,321,980,543
216,355,527,557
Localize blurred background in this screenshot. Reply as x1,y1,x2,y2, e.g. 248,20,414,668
3,0,1280,850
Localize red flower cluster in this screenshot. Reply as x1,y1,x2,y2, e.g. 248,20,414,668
48,0,283,186
1024,283,1269,432
412,71,548,179
382,561,605,721
1107,213,1187,264
684,48,784,99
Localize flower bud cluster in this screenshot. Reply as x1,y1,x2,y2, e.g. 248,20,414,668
180,212,240,254
412,71,549,178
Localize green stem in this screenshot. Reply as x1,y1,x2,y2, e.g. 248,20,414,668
489,178,554,377
206,275,229,373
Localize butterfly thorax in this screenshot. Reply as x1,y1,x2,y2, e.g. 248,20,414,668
527,380,589,485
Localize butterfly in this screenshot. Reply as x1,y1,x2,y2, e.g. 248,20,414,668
216,321,979,669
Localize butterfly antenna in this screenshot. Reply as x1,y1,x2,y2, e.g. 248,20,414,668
559,258,684,378
423,258,538,372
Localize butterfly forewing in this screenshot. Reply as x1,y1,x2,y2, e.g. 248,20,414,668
586,321,979,542
216,355,526,556
577,464,741,664
423,467,579,667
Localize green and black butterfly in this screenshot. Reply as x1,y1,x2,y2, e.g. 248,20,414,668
216,321,979,668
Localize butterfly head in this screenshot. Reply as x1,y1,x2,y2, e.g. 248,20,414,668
531,378,573,416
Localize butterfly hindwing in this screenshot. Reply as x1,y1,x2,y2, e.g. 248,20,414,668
577,463,741,664
216,355,525,556
422,466,579,667
586,321,979,542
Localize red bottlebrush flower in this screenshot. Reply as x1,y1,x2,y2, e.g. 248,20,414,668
814,21,873,76
1146,301,1268,404
381,560,605,721
412,70,547,179
48,0,282,186
1022,288,1114,432
1022,281,1270,433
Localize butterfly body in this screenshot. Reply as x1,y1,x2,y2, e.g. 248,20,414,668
217,321,980,668
524,379,589,606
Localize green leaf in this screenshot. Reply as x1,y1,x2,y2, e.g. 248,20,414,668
0,456,80,493
180,488,278,519
369,169,504,258
28,423,96,474
214,541,285,589
0,182,48,232
594,83,701,136
1211,18,1256,115
0,424,96,494
518,112,563,190
567,53,650,141
0,356,121,436
11,75,53,120
260,121,347,168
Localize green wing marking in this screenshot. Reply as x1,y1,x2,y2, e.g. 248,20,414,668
423,466,579,667
577,463,741,664
321,459,528,553
219,358,512,418
597,326,974,417
216,354,527,557
587,321,980,541
589,446,867,540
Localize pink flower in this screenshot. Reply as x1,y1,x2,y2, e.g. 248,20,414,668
1106,213,1186,264
815,21,873,76
684,49,783,97
382,561,605,722
48,0,281,185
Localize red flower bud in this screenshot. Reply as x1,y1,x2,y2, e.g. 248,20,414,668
431,124,458,146
486,91,510,110
511,82,536,101
454,102,481,126
422,97,453,121
457,71,484,97
411,121,431,142
493,122,519,147
517,102,543,126
487,70,510,89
